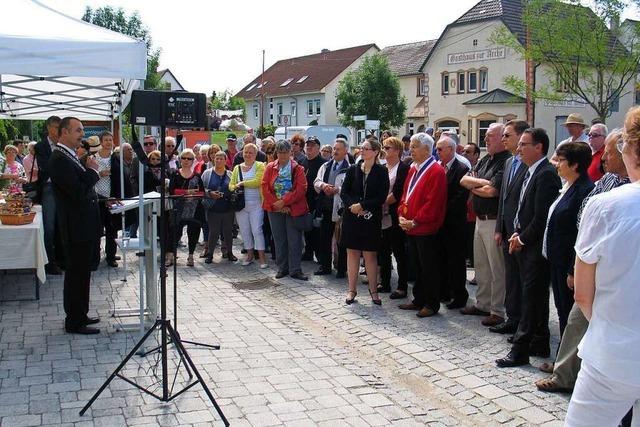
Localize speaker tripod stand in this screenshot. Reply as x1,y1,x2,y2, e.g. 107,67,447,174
80,124,229,426
141,194,220,358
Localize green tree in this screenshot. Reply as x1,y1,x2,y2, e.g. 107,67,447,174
210,89,246,111
0,120,19,145
491,0,640,122
336,54,406,129
82,6,164,90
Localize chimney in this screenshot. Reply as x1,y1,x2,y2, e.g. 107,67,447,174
321,48,330,53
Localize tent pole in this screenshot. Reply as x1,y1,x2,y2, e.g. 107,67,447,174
116,111,128,284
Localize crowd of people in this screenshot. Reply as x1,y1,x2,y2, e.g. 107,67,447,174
2,107,639,425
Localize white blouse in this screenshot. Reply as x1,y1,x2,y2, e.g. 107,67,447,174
574,182,640,385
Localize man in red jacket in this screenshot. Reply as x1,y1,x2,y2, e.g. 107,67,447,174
397,132,447,317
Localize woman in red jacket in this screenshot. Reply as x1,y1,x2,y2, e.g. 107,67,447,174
262,140,309,281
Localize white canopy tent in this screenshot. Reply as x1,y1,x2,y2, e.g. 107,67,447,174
0,0,147,120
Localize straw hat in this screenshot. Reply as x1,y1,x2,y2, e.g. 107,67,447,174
562,113,587,127
85,135,101,154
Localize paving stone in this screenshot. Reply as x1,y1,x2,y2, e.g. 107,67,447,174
0,238,568,427
515,406,557,424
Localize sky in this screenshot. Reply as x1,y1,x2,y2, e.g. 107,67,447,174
37,0,639,97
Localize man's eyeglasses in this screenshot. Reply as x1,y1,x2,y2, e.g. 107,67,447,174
181,157,194,161
143,142,156,146
588,133,605,138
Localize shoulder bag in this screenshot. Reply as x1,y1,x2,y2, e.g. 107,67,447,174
290,165,313,232
228,166,245,212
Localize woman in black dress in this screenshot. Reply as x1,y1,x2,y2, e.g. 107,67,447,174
340,139,389,305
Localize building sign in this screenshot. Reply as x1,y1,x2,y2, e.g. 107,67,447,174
543,99,586,109
447,47,506,65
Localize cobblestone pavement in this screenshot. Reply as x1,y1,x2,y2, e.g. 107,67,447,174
0,241,569,426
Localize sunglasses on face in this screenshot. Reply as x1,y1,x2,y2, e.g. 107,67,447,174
181,157,194,161
143,142,156,146
588,133,604,138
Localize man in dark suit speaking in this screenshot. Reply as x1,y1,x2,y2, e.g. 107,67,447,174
49,117,102,335
496,128,561,367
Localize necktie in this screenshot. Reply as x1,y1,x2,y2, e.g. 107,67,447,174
333,161,339,171
513,170,531,230
509,157,521,185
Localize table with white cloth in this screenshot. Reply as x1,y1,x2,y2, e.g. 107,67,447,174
0,207,48,301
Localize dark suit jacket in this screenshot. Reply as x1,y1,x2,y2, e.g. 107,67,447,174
545,174,594,270
442,158,470,229
35,137,54,188
389,161,410,227
515,159,562,248
48,146,101,270
496,156,527,238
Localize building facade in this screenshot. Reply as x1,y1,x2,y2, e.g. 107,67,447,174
421,0,636,149
236,45,379,129
380,40,436,136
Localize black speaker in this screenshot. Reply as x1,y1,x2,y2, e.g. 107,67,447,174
130,90,207,129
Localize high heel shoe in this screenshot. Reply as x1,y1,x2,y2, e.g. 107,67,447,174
345,291,357,305
369,289,382,306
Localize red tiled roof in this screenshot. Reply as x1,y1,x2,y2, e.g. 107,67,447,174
235,44,378,100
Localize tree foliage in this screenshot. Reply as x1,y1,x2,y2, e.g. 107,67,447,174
336,54,406,129
82,6,164,90
491,0,640,122
210,90,246,111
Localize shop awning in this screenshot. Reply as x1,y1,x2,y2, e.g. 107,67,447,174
462,88,526,105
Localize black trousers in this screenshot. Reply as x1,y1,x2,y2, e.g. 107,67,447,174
503,241,522,325
512,245,550,355
304,226,321,259
438,225,468,303
465,220,475,266
408,234,441,312
550,263,574,337
99,201,118,262
63,241,92,329
318,212,337,271
173,220,201,254
379,225,408,291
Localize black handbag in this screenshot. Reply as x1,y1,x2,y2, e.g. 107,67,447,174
291,212,314,232
229,166,245,212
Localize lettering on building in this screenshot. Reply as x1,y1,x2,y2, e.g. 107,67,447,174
543,99,586,109
447,48,506,65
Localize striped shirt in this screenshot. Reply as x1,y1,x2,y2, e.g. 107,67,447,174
577,172,630,228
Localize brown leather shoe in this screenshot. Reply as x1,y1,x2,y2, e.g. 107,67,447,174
460,306,490,316
416,307,437,318
481,314,505,327
398,303,421,310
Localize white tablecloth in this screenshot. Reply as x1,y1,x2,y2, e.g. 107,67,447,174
0,210,48,283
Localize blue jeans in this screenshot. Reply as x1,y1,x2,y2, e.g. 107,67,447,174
41,182,57,264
